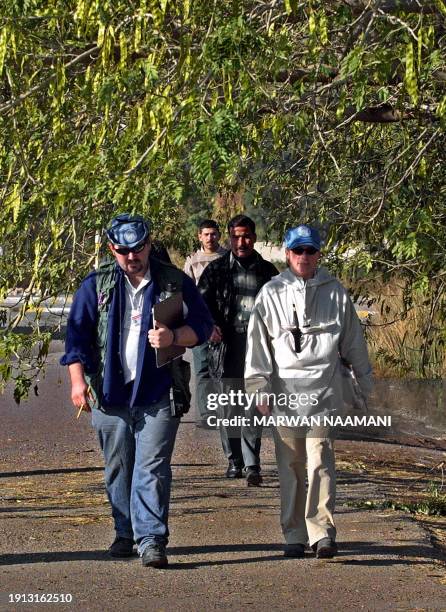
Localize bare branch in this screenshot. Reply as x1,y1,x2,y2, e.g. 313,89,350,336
342,1,438,14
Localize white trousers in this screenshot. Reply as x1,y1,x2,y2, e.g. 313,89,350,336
273,426,336,547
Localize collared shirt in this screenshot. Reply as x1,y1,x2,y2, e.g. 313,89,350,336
230,252,263,330
122,269,151,383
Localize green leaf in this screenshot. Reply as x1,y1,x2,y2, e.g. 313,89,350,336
0,26,8,77
405,42,418,105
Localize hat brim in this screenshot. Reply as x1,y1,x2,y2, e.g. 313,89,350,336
109,238,148,250
286,239,320,250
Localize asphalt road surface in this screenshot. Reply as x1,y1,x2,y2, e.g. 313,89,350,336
0,350,445,611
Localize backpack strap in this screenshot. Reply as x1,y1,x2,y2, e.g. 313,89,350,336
95,259,118,359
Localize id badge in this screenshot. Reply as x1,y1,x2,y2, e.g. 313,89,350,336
130,308,142,329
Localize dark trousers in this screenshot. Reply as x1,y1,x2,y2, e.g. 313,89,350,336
218,332,262,469
192,342,213,421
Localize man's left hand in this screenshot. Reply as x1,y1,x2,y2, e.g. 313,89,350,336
148,321,174,348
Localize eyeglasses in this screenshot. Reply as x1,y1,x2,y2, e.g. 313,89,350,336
291,246,318,255
113,242,147,256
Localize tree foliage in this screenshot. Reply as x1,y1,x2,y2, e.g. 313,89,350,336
0,0,445,396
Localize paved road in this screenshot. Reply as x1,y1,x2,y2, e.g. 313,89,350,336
0,353,445,611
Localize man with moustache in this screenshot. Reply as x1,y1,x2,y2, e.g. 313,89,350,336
184,220,227,427
184,219,227,284
61,213,213,567
244,224,372,558
198,214,278,484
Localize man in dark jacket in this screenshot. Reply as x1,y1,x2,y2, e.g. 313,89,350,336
198,214,278,485
61,214,213,567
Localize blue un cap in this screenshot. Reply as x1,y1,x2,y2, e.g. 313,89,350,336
284,225,321,251
106,213,151,249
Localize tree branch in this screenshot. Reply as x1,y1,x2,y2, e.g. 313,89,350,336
342,1,438,14
348,103,406,122
0,45,100,116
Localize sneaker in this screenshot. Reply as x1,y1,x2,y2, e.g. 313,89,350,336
284,543,306,558
246,466,263,487
313,537,338,559
109,536,134,558
141,543,168,568
226,460,244,478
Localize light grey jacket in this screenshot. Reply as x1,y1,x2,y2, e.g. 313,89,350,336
244,266,372,416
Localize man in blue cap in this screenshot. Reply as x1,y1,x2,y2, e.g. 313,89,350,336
244,224,372,559
61,213,213,567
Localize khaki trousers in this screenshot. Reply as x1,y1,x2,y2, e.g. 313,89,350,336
273,426,336,547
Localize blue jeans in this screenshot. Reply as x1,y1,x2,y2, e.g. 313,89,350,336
92,394,179,554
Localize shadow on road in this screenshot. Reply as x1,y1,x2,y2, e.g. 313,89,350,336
0,466,103,478
0,541,440,568
0,462,215,479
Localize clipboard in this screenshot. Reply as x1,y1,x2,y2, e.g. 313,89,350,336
152,292,186,367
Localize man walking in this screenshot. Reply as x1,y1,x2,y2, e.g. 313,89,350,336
184,219,227,284
244,224,372,558
61,213,213,567
198,214,278,485
184,220,227,427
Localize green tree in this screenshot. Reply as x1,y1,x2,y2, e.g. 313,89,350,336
0,0,445,398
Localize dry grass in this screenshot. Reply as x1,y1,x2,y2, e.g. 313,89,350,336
359,279,446,379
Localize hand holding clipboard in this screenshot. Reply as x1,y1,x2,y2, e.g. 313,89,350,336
148,293,185,367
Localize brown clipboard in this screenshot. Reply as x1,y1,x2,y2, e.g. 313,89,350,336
152,292,186,367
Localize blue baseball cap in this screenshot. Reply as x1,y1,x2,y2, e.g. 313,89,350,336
106,213,151,248
284,225,321,250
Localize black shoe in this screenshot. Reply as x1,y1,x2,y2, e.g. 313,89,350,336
313,538,338,559
284,543,306,558
109,536,134,558
246,467,263,487
226,460,243,478
141,543,168,568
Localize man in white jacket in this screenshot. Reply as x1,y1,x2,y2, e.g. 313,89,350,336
244,224,372,559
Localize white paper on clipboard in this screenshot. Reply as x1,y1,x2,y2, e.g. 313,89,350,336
152,292,186,367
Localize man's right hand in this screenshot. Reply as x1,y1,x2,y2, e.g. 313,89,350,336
68,363,93,413
71,381,93,413
209,325,223,343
